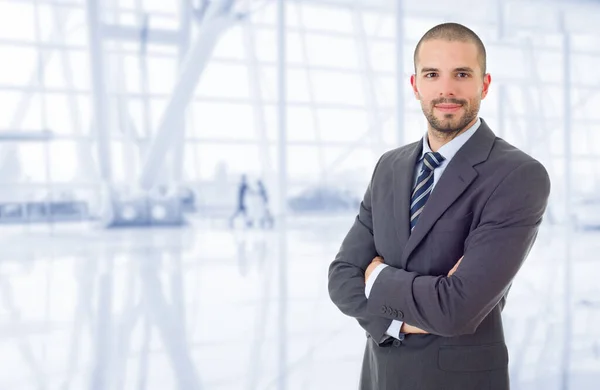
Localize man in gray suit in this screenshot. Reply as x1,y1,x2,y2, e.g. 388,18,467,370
328,22,551,390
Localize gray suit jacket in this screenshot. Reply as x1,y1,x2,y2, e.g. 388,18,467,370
328,119,551,390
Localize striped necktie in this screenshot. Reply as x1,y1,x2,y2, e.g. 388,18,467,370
410,151,445,232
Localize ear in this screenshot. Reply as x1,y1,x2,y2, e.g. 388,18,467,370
481,73,492,100
410,74,420,100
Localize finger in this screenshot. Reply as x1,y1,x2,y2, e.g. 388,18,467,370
453,256,464,268
448,262,460,276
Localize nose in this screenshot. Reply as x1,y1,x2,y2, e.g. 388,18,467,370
438,76,457,97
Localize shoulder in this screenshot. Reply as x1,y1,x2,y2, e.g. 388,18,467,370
491,137,537,163
487,138,551,197
376,140,420,169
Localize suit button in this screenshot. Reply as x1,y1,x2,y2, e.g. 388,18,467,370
397,311,404,319
392,309,398,317
386,307,393,316
380,305,387,314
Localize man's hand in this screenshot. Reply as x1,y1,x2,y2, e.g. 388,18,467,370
365,256,430,335
448,255,464,276
400,323,429,334
367,254,465,335
364,256,384,284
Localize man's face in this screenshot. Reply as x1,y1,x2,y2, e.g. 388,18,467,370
410,39,491,135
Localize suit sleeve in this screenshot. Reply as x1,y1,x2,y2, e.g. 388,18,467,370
365,160,551,337
328,155,393,343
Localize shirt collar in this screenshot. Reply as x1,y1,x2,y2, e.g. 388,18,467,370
420,117,481,164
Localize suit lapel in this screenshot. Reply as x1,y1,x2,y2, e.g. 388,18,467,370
392,140,423,247
401,156,477,268
399,118,497,269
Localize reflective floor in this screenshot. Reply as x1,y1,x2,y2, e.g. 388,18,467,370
0,216,599,389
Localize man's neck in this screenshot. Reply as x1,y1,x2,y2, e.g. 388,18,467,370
426,117,478,152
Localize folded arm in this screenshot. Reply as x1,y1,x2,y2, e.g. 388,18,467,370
366,161,551,337
328,155,395,342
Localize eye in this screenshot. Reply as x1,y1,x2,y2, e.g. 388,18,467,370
425,72,438,78
457,72,470,78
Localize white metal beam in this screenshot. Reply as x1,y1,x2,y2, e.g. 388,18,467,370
0,131,54,141
395,0,405,146
100,24,180,45
243,19,274,183
560,13,573,390
296,3,327,180
86,0,112,183
170,0,194,184
139,1,238,190
353,8,384,158
276,6,288,390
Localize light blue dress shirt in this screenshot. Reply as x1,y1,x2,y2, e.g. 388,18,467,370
365,117,481,341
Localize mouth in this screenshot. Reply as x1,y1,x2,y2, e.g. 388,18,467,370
434,104,462,113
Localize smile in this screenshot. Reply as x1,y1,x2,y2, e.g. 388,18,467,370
435,104,462,113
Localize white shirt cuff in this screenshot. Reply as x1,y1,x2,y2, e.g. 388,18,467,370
385,320,404,340
365,263,388,298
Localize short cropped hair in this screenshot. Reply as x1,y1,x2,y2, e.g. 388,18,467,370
413,22,487,76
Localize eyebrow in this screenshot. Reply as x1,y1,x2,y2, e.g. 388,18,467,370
454,67,475,73
419,67,475,73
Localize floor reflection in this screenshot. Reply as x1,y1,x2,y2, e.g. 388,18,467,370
0,219,598,389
